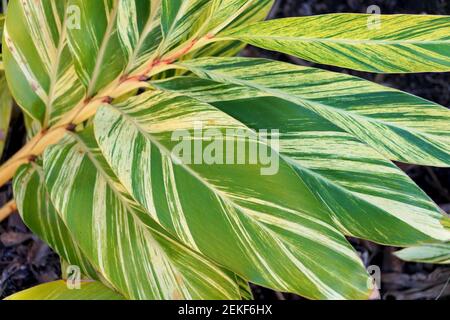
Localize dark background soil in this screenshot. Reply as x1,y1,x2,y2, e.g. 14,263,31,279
1,0,449,300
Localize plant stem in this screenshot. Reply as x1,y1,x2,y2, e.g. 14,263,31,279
0,34,219,194
0,200,16,222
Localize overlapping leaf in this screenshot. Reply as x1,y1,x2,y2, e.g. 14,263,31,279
43,128,242,300
153,76,450,246
5,280,125,300
13,163,99,279
93,90,371,300
3,0,273,126
3,0,85,126
222,14,450,73
5,0,450,301
183,0,274,60
0,14,5,70
159,0,210,53
14,159,252,299
180,57,450,167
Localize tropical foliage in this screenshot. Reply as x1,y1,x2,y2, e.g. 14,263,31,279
395,243,450,265
1,1,449,300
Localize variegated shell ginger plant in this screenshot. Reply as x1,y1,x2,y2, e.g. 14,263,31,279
0,0,449,300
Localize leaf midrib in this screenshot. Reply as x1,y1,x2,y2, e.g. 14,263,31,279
105,103,343,240
87,0,120,97
101,104,369,298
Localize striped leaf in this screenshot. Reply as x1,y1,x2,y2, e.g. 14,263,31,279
236,276,253,300
183,0,274,60
153,76,450,246
4,280,125,300
14,156,250,299
0,14,5,70
93,90,371,300
159,0,274,59
159,0,274,79
395,243,450,265
2,0,165,127
0,13,4,34
3,0,85,126
222,14,450,73
0,72,12,160
3,0,273,127
66,0,170,96
13,163,99,280
5,0,450,301
180,57,450,167
159,0,209,52
199,0,271,33
43,128,242,300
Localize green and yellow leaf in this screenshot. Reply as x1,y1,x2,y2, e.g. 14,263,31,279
180,57,450,167
183,0,274,60
0,72,12,160
395,243,450,265
13,162,99,280
93,90,371,300
4,0,450,301
43,128,242,300
222,14,450,73
153,76,450,246
67,0,164,96
3,0,85,126
4,280,125,300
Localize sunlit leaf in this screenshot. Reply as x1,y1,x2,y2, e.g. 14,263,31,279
180,57,450,167
222,14,450,73
395,243,450,264
43,128,243,300
5,280,125,300
94,90,372,300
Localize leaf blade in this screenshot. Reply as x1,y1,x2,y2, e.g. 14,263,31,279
13,163,99,280
3,0,85,126
222,14,450,73
395,243,450,264
4,280,125,300
0,72,12,161
43,128,242,300
180,57,450,167
152,76,450,246
94,90,372,300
